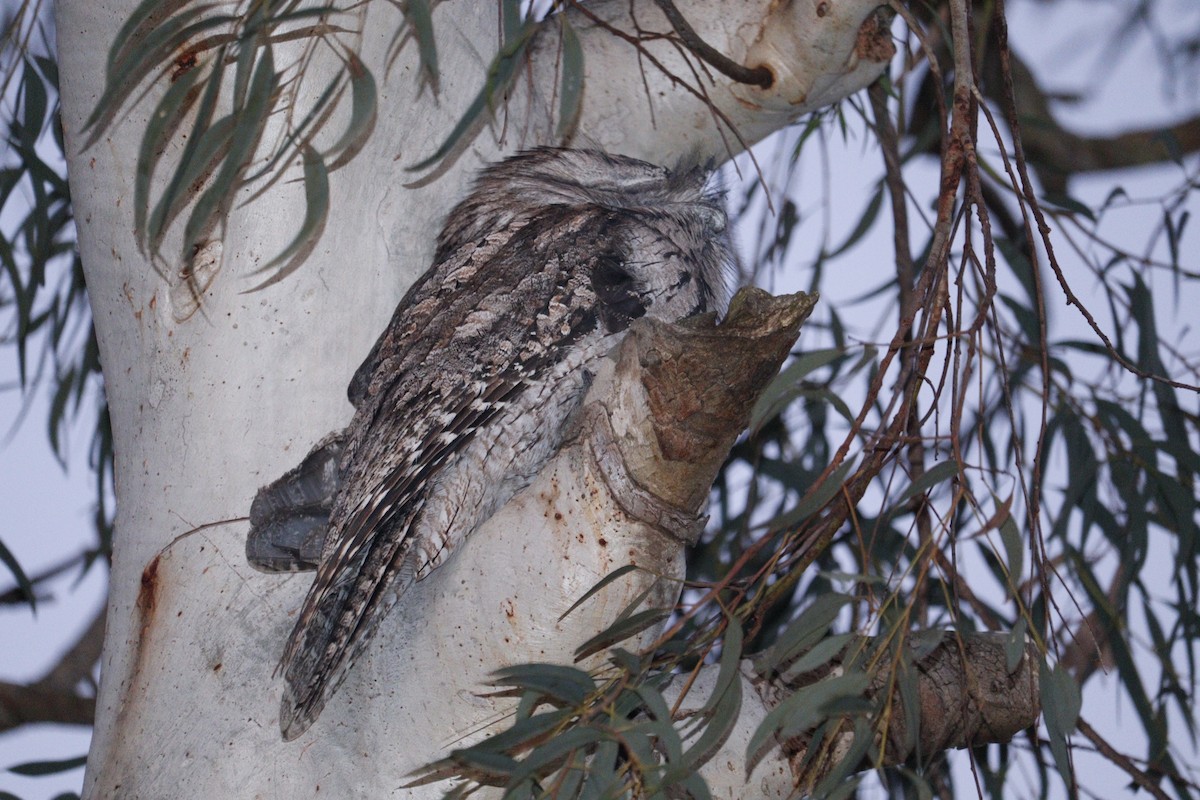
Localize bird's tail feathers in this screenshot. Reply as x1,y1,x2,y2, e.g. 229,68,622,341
277,551,418,740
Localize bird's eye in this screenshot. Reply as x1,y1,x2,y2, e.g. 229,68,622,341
591,253,645,333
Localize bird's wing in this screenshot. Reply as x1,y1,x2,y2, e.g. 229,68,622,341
275,214,592,739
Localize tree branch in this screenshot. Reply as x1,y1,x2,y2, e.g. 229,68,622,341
0,606,103,732
767,631,1040,791
1077,718,1173,800
660,631,1039,797
649,0,774,87
980,42,1200,195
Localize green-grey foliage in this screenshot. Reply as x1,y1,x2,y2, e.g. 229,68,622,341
85,0,365,281
82,0,589,287
1,5,113,601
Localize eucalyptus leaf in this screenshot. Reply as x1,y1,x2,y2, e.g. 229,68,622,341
558,564,639,622
749,348,847,433
0,540,36,611
745,672,869,766
783,632,855,677
86,9,236,146
1006,617,1028,673
145,63,225,255
8,755,87,776
505,727,604,788
766,456,857,532
405,0,439,86
882,459,960,518
759,594,852,675
1039,660,1081,792
490,663,596,706
999,505,1023,596
325,48,378,171
702,618,743,716
467,708,571,754
135,64,205,253
182,45,277,263
556,20,584,141
674,672,741,778
452,747,518,778
20,59,48,142
408,16,539,171
248,144,330,288
574,608,670,661
825,188,883,259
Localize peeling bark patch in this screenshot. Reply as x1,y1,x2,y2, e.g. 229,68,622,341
638,314,800,462
170,239,222,322
855,8,897,64
616,289,816,513
171,51,198,82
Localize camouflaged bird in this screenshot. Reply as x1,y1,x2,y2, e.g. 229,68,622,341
246,148,730,740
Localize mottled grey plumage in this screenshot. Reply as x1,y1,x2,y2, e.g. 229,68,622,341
247,434,344,572
247,148,730,740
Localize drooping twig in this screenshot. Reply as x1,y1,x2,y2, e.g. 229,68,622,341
649,0,774,88
1076,719,1173,800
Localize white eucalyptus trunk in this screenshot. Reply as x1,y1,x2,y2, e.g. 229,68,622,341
53,1,889,796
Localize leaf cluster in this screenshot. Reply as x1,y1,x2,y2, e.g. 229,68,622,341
1,7,112,607
689,2,1200,795
85,0,592,291
408,655,721,799
85,0,378,288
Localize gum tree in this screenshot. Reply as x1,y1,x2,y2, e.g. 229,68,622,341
2,0,1197,797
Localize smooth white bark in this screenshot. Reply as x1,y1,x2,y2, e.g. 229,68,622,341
54,1,889,796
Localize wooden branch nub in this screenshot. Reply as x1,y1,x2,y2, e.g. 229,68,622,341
579,287,817,545
769,631,1041,790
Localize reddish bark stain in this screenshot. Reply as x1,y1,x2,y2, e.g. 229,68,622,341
137,554,160,617
170,52,197,82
